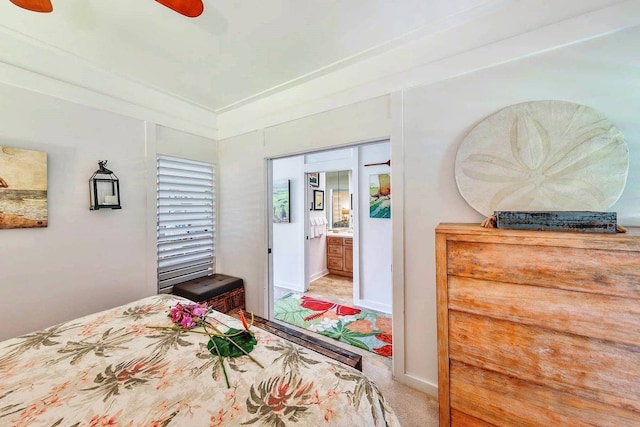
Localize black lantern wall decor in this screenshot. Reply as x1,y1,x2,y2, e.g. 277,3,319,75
89,160,122,210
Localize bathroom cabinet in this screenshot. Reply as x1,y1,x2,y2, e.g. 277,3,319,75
326,236,353,277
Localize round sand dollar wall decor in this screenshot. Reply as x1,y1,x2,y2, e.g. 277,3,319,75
454,100,628,217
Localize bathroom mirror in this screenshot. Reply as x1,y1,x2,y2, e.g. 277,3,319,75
325,170,351,229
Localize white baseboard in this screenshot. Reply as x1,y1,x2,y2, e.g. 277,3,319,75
309,270,329,282
274,281,304,293
392,371,438,398
354,298,392,315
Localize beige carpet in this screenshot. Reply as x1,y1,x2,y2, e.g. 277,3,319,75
357,344,439,426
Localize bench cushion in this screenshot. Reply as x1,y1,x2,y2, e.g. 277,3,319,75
172,274,244,302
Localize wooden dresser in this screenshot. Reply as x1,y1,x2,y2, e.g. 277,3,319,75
435,223,640,426
327,235,353,277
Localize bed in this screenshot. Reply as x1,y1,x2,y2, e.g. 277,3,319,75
0,294,399,426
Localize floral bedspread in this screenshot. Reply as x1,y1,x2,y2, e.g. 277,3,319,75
0,295,399,426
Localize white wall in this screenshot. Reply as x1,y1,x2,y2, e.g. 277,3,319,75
262,97,391,158
216,131,268,315
216,24,640,396
155,125,217,161
0,86,216,341
0,82,149,340
272,155,305,292
217,97,391,318
308,172,328,282
358,141,392,314
400,26,640,389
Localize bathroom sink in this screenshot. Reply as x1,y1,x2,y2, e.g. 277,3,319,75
329,229,353,237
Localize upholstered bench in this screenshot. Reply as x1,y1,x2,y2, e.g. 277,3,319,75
172,274,244,315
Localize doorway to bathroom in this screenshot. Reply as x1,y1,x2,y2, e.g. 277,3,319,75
306,169,353,306
268,140,392,357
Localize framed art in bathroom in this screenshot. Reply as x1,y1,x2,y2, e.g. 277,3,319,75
313,189,324,210
309,172,319,187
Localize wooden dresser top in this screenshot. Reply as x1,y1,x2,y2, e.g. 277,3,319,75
436,222,640,251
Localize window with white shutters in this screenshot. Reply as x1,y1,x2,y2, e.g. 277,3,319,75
157,155,215,290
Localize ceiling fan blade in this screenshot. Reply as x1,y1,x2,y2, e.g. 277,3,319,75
155,0,203,18
9,0,53,13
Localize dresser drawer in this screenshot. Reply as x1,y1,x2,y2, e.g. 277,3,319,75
448,310,640,414
446,240,640,298
449,361,639,427
344,238,352,246
448,276,640,346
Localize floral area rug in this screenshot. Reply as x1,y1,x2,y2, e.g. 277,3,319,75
274,292,392,358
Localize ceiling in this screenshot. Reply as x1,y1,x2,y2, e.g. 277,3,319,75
0,0,504,112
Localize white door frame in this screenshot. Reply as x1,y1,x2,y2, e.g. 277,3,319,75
265,159,274,319
265,136,403,387
267,140,393,315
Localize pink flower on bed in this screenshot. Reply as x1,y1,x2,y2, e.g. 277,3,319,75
170,304,185,323
170,302,209,330
192,305,208,317
180,316,196,329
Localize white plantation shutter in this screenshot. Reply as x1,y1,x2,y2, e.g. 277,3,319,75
157,155,215,290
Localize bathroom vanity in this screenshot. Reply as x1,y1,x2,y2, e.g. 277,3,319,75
326,234,353,277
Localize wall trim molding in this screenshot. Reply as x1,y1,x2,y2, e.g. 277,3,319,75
0,25,217,138
217,0,639,140
214,0,517,113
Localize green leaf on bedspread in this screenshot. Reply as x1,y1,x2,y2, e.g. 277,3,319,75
120,302,165,320
267,341,320,374
331,363,392,427
207,328,256,358
56,327,132,365
5,323,79,354
244,374,314,425
146,328,194,356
